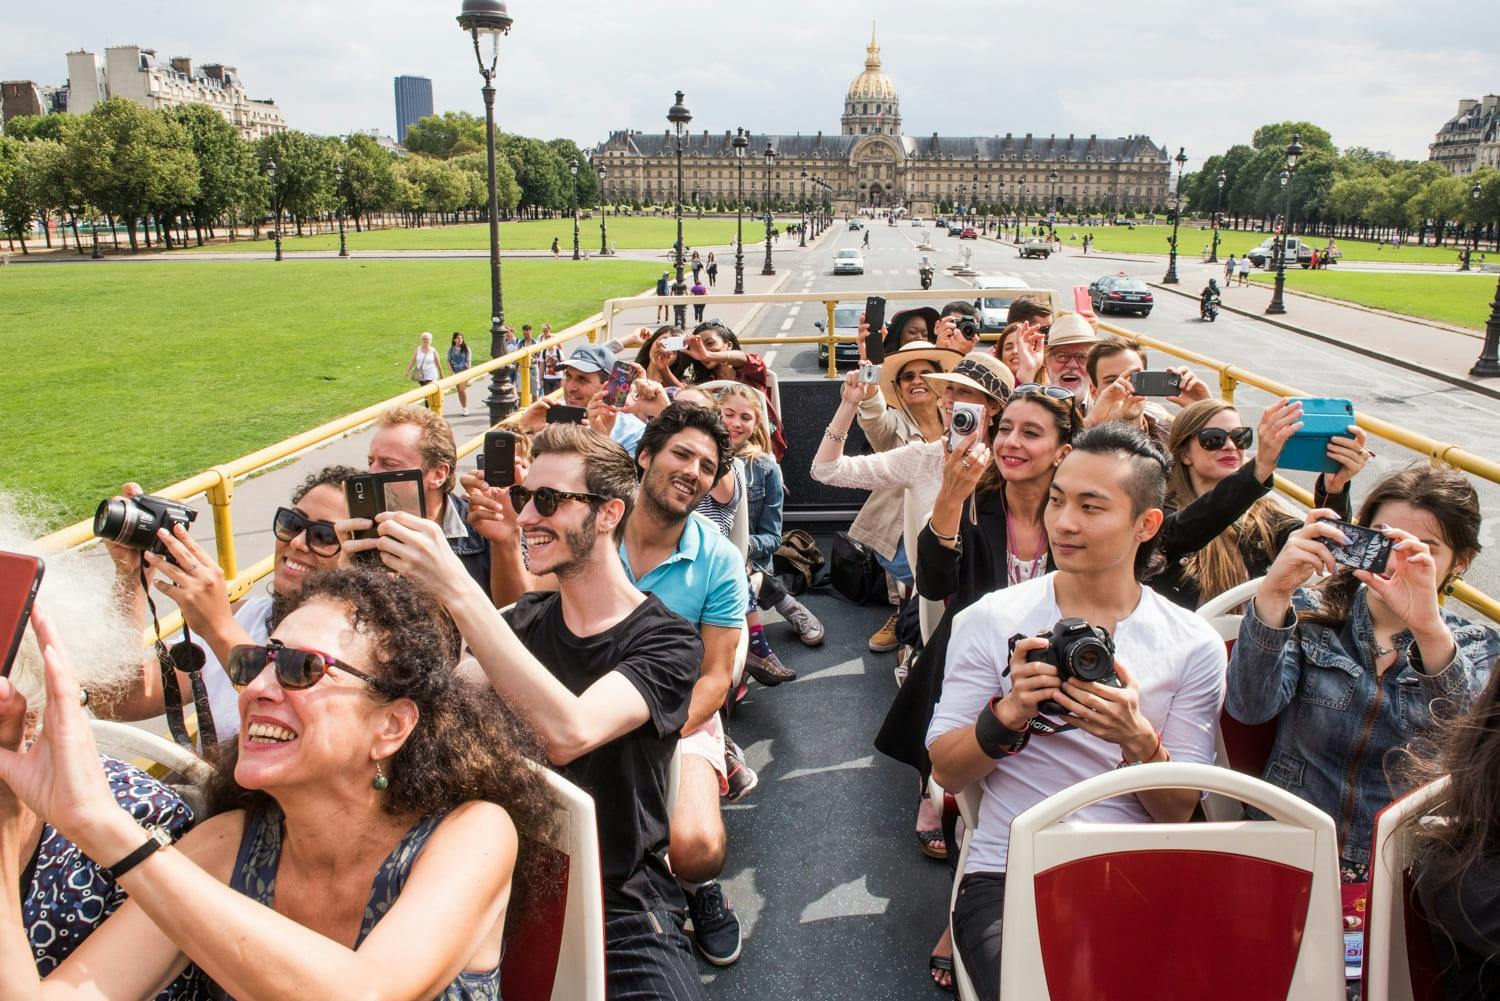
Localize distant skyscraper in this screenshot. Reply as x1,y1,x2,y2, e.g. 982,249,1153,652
394,75,433,144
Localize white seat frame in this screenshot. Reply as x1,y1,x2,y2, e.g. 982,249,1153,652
520,763,607,1001
1363,775,1452,1001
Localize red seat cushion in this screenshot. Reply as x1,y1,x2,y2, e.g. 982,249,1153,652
1033,850,1312,1001
1220,709,1278,778
501,844,570,1001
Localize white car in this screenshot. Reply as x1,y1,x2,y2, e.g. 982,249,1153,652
973,274,1031,331
833,248,865,275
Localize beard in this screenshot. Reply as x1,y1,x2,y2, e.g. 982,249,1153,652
640,465,704,523
535,510,601,581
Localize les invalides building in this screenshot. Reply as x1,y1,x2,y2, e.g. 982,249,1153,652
593,27,1171,216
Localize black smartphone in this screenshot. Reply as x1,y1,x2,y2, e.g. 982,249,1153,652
864,296,887,364
344,470,427,564
546,404,588,424
1130,371,1182,397
483,431,517,488
1318,519,1393,574
1,552,45,679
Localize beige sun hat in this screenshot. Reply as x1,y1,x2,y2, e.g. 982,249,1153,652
921,352,1016,404
877,341,965,406
1045,313,1097,350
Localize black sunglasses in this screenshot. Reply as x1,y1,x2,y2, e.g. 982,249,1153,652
226,639,380,691
898,368,937,384
1013,384,1076,401
508,485,606,517
272,507,341,557
1196,426,1254,450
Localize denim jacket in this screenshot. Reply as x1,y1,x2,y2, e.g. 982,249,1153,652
1227,587,1500,870
745,454,783,573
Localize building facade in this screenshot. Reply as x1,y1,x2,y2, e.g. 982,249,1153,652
593,29,1169,216
1,80,67,124
65,46,287,141
1429,95,1500,175
394,75,433,144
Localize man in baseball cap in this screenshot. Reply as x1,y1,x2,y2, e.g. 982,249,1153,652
520,343,646,455
1042,314,1099,407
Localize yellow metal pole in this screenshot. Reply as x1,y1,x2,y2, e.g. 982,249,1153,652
519,352,533,408
825,300,838,379
205,468,238,581
1218,371,1237,404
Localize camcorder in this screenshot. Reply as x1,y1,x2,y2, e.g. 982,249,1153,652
93,494,198,565
1015,617,1122,717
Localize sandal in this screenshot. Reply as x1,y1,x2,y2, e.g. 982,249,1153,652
917,827,948,860
929,953,955,993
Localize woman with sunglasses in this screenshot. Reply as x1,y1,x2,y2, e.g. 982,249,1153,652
1156,398,1367,609
101,465,359,745
0,566,556,1000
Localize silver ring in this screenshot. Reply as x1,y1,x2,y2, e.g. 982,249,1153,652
79,689,90,708
961,459,974,468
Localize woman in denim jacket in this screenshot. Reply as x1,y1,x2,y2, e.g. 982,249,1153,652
1228,466,1500,881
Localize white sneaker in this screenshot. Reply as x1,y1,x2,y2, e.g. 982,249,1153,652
461,408,469,416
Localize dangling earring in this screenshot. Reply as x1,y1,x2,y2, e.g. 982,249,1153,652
372,762,389,792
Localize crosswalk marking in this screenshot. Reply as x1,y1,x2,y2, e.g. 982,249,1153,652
780,316,794,332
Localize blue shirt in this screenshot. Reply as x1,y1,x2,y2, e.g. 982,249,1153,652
620,512,746,628
611,412,646,457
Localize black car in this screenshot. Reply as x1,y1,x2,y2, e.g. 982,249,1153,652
1088,274,1155,317
815,306,864,368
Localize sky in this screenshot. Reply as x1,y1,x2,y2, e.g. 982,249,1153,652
4,0,1497,170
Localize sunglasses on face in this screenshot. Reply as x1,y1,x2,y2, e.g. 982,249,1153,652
226,639,379,691
1013,384,1076,401
1196,426,1254,450
508,484,606,517
898,368,937,384
272,507,341,557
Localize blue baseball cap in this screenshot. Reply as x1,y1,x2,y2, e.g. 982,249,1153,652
560,344,616,375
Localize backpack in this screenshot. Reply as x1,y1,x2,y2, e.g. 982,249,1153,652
772,529,825,596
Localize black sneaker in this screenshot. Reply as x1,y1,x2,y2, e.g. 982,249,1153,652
688,881,743,966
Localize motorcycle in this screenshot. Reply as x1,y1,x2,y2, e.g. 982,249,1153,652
919,266,934,290
1200,296,1220,322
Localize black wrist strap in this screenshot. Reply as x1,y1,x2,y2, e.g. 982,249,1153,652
105,829,169,881
976,697,1030,758
140,567,218,751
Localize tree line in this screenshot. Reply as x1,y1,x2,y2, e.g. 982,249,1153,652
1181,120,1500,248
0,103,603,253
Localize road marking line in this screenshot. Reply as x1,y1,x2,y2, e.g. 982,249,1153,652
780,316,794,332
788,306,800,317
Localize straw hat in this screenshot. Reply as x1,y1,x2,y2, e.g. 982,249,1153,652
877,341,964,406
1045,313,1097,350
921,353,1015,404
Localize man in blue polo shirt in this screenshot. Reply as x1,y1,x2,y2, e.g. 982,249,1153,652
622,403,748,968
519,344,647,456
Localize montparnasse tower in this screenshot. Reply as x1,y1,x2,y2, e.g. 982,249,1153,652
841,23,900,137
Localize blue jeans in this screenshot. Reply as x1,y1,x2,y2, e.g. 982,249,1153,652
873,539,912,587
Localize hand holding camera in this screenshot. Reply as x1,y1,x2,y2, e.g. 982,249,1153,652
1323,424,1370,494
141,523,234,641
1347,524,1446,641
947,401,985,452
940,431,989,497
1256,508,1347,617
840,370,877,406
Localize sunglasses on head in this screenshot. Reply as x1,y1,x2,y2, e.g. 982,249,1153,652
226,639,380,691
1196,426,1254,450
1013,384,1076,401
508,484,606,517
272,507,341,557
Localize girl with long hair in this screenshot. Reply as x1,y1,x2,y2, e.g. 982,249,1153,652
448,333,472,416
633,324,687,390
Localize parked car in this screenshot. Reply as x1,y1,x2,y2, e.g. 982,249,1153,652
815,305,864,368
1087,273,1154,317
960,227,978,240
833,248,866,275
847,220,863,231
1018,238,1052,259
972,274,1031,330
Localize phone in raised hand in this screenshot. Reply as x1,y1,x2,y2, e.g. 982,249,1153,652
0,552,45,678
1317,519,1393,574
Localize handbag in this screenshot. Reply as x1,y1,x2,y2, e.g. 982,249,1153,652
772,529,825,595
830,531,887,606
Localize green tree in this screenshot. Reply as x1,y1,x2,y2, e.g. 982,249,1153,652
340,133,397,231
3,113,77,142
546,138,600,207
164,104,254,245
71,99,198,251
499,134,567,216
255,131,334,236
450,149,519,217
0,135,38,251
402,111,486,159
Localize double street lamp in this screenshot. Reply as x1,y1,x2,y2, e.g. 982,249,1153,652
1163,147,1187,285
1048,170,1058,223
762,140,777,276
265,157,283,262
1469,180,1500,377
1208,169,1226,263
799,169,808,248
570,157,580,260
732,127,748,294
455,0,514,424
1265,133,1303,316
668,90,691,329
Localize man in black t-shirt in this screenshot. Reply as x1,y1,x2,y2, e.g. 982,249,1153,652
365,423,708,1001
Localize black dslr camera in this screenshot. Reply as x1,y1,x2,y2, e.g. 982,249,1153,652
956,316,980,341
1023,617,1121,717
93,494,198,565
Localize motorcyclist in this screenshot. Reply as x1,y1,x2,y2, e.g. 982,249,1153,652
1199,278,1221,319
918,254,934,288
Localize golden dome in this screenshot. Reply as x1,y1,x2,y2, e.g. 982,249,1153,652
846,24,897,104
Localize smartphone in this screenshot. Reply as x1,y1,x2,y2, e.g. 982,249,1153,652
545,404,588,425
1318,519,1393,574
483,431,517,488
1073,285,1096,319
0,552,45,678
948,401,985,451
864,296,887,364
659,334,686,353
1130,370,1182,397
344,470,427,561
602,363,634,408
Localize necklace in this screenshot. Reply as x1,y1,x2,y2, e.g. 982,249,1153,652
1370,638,1397,658
1005,513,1047,586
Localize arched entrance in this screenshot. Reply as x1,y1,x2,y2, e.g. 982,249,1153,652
868,183,885,206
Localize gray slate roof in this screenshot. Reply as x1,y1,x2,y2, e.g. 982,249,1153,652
596,130,1168,164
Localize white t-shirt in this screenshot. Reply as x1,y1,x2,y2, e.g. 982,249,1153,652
926,573,1226,875
413,346,441,381
175,594,273,745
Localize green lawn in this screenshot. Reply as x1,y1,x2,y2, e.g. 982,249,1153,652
1046,223,1470,265
0,258,659,529
1247,270,1496,330
170,215,800,255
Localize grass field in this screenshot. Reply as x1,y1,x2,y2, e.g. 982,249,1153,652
1044,224,1471,265
0,258,659,529
169,215,800,255
1246,270,1496,330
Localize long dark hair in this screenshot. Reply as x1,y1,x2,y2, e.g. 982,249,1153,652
205,567,558,919
634,324,681,372
1299,465,1482,629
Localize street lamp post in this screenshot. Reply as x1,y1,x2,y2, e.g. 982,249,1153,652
1470,274,1500,377
761,140,777,276
1265,133,1303,316
1016,187,1026,242
570,157,580,260
1208,169,1226,263
1462,180,1481,271
732,127,747,294
266,157,283,262
335,163,349,258
668,90,691,329
455,0,514,425
1163,147,1188,285
597,159,610,255
799,169,808,247
1048,170,1058,225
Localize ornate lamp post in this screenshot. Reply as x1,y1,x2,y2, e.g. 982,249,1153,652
1163,147,1188,285
1048,169,1058,223
569,157,580,260
761,139,777,276
455,0,514,425
266,157,283,262
732,127,747,294
335,162,349,258
1265,133,1303,316
1016,186,1026,241
1208,168,1226,263
799,169,808,247
596,158,610,255
668,90,691,329
1462,179,1481,271
1469,181,1500,376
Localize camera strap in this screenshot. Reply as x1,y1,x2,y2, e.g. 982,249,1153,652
139,568,219,751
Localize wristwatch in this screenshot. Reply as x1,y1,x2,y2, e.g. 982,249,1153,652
105,825,175,881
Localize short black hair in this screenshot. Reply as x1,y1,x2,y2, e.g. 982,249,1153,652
941,300,978,320
292,465,361,505
1066,423,1169,581
638,403,733,481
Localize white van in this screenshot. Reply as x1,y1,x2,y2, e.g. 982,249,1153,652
972,274,1031,331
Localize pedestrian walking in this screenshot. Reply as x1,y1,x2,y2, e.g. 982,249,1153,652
1236,255,1250,286
447,332,472,416
404,331,445,407
707,251,718,287
862,229,871,249
656,271,670,321
691,278,708,322
1224,254,1235,285
551,237,560,258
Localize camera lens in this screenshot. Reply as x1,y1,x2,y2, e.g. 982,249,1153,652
1067,638,1113,682
93,497,159,549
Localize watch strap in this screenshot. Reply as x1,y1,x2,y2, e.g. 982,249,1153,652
105,827,172,881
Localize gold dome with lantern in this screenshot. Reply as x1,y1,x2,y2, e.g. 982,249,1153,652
842,24,900,137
